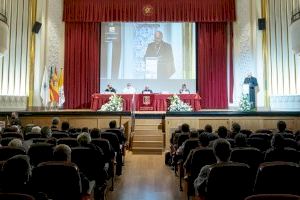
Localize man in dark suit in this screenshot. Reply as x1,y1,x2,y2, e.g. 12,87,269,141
144,31,175,79
104,83,116,93
142,85,153,94
243,72,259,109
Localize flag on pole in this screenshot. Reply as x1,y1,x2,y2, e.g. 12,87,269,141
40,66,50,106
50,66,59,103
58,68,65,107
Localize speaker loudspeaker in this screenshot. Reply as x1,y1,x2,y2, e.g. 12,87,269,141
32,21,42,33
258,18,266,30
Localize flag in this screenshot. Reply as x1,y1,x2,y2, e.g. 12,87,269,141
40,66,50,106
58,68,65,107
50,66,59,102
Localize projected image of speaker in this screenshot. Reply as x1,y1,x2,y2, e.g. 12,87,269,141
32,21,42,34
258,18,266,30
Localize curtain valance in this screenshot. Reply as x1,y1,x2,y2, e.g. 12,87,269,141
63,0,236,22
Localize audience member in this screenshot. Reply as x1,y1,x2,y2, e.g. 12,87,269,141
8,138,23,148
277,120,295,139
184,132,210,174
104,83,116,93
204,124,213,133
217,126,228,139
179,83,190,94
107,120,126,144
61,121,70,132
41,126,52,138
31,126,41,134
230,122,241,138
10,112,22,127
51,117,60,131
234,133,248,148
122,83,136,94
176,130,199,156
194,138,232,197
90,128,101,139
82,127,89,133
173,123,190,147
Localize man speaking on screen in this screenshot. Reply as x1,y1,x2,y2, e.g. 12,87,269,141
144,31,175,79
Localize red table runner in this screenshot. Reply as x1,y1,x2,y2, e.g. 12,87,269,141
91,93,201,111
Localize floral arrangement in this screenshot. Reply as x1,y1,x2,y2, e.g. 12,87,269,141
99,94,123,111
239,93,251,111
168,94,193,112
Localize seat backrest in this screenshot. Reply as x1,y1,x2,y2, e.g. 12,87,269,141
250,133,272,141
71,147,105,181
182,139,199,161
190,148,217,180
24,133,41,140
247,137,271,152
284,138,297,149
240,129,253,137
177,134,189,147
92,138,114,162
0,137,14,146
0,193,35,200
100,132,120,153
51,132,69,139
1,155,31,193
105,129,125,144
206,162,253,200
57,138,79,147
0,147,26,161
32,161,81,200
245,194,300,200
231,147,264,170
1,133,23,139
255,129,273,134
254,161,300,195
27,143,53,166
264,148,299,163
226,138,235,148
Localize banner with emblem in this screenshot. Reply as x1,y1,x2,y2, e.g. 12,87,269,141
138,94,155,111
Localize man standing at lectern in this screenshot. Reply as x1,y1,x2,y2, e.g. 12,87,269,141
243,72,259,109
144,31,175,79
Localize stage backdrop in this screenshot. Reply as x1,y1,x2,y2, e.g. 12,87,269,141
63,0,235,109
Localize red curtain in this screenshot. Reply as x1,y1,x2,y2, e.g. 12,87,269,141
63,0,236,22
64,23,100,109
197,23,228,109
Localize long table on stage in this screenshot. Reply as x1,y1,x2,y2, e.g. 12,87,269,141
91,93,201,111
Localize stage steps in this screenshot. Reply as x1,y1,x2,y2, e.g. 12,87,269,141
131,119,164,154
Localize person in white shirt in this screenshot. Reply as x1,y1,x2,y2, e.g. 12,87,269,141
122,83,136,94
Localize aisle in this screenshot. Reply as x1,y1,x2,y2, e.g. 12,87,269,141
106,151,186,200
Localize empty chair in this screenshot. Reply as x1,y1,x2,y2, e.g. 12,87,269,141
247,137,271,152
57,138,79,147
31,138,47,143
254,161,300,195
205,162,253,200
245,194,300,200
31,161,82,200
27,143,53,167
264,148,299,163
0,146,26,161
24,133,41,140
51,132,69,139
0,193,35,200
1,132,23,139
92,138,114,163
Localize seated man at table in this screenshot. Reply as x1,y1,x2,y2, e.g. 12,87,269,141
122,83,136,94
104,83,116,93
179,83,190,94
142,85,153,94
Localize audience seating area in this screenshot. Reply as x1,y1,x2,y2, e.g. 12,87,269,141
168,123,300,200
0,122,127,200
